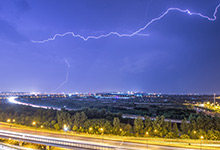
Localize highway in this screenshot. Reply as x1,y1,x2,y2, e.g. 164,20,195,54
0,124,213,150
0,130,116,150
0,129,191,150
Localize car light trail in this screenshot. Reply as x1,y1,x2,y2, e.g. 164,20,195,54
7,96,60,110
8,97,19,104
0,130,116,150
31,3,220,43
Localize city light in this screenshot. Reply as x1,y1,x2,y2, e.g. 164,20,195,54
7,119,11,123
63,124,68,131
200,136,204,140
89,127,93,132
32,121,36,126
8,97,18,104
99,128,104,133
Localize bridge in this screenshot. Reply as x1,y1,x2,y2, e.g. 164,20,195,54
0,130,116,150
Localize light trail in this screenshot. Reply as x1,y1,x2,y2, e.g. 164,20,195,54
0,130,116,150
54,58,70,92
32,3,220,43
7,96,61,110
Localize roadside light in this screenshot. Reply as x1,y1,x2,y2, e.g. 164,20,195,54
63,124,68,131
154,129,157,133
120,128,123,132
200,136,204,140
193,131,197,134
12,119,15,123
32,121,36,126
89,127,93,131
146,131,149,135
7,119,11,123
99,128,104,133
40,125,44,128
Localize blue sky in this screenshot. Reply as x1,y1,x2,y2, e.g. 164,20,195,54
0,0,220,94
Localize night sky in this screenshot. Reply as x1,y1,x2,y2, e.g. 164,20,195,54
0,0,220,94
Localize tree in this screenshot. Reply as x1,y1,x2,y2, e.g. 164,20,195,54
80,112,88,127
165,132,175,139
73,112,87,128
124,124,133,136
181,118,189,134
113,117,120,134
51,120,56,126
57,110,72,127
180,134,190,139
134,117,144,136
152,116,163,137
54,123,60,130
172,123,179,138
144,116,151,130
167,121,172,132
104,121,112,134
72,125,78,131
207,130,218,140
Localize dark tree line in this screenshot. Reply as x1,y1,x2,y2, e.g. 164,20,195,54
0,104,219,140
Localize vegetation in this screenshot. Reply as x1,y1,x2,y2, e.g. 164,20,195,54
18,96,197,120
0,103,219,140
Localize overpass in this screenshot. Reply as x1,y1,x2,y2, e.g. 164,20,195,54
0,130,115,150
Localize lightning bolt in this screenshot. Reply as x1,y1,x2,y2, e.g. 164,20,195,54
31,3,220,43
54,58,70,91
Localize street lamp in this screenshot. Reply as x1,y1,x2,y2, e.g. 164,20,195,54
32,121,36,126
99,128,104,144
7,119,11,123
40,125,44,128
89,127,93,132
193,130,197,138
99,128,104,134
32,121,37,134
146,131,149,149
12,119,15,123
200,136,204,150
63,124,68,131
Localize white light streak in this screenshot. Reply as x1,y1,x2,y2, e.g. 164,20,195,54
8,97,18,104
